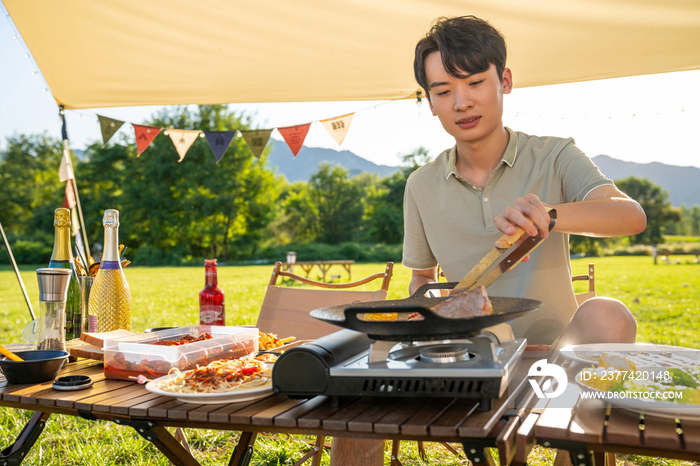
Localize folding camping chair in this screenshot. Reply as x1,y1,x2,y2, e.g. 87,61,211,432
237,261,394,466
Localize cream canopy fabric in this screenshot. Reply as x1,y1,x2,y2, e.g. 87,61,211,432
6,0,700,109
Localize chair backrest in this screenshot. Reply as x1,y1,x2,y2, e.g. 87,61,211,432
256,262,394,340
572,262,595,306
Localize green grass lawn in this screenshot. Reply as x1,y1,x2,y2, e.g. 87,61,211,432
0,257,698,464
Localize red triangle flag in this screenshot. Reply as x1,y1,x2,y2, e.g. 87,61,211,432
132,124,162,156
61,181,76,209
277,123,311,157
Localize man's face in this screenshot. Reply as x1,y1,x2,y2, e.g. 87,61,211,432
425,51,512,145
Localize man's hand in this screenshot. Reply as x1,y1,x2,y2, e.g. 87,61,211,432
495,193,551,239
494,194,551,262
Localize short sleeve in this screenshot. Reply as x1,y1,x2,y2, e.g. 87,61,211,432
401,175,438,270
555,142,614,203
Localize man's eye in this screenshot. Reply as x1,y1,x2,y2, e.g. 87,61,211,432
470,80,484,86
436,90,450,96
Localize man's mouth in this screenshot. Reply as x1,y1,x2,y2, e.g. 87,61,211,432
456,116,481,128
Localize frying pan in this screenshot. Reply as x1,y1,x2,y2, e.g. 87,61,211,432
309,282,541,341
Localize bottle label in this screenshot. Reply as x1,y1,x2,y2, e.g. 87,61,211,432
88,315,98,333
200,305,224,324
100,260,121,270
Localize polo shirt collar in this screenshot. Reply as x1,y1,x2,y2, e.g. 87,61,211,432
445,127,519,180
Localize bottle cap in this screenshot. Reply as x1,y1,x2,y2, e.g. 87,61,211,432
103,209,120,228
36,268,72,302
54,208,71,228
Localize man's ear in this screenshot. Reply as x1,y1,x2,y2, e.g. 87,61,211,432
502,68,513,94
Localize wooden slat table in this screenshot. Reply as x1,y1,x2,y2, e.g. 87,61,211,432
0,358,537,466
281,260,354,282
516,359,700,465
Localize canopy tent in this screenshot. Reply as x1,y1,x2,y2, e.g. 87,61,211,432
5,0,700,110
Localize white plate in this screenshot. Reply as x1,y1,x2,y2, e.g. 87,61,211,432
559,343,700,367
145,373,274,404
575,371,700,420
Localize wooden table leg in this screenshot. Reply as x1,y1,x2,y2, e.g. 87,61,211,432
300,265,314,278
228,431,257,466
342,264,352,281
113,419,201,466
318,264,331,282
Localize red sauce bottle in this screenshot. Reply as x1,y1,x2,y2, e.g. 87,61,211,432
199,259,225,326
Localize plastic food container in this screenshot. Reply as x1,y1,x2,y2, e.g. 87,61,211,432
103,326,258,381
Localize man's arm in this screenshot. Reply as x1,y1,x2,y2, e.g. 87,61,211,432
494,185,646,239
409,267,439,295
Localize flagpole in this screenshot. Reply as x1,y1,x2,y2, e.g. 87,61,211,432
0,220,36,320
59,106,91,259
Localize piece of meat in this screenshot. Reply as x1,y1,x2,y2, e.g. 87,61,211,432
429,285,493,319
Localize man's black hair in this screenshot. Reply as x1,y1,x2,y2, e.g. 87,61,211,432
414,16,507,97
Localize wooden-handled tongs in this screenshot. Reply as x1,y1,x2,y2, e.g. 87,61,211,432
451,208,557,294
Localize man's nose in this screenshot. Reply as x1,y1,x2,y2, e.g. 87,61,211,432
453,89,474,111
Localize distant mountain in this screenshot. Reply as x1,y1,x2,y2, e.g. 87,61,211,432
264,140,400,182
593,155,700,207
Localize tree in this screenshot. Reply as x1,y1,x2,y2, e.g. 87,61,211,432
82,105,281,263
363,147,433,244
308,163,364,244
615,176,680,245
275,181,319,243
0,134,69,263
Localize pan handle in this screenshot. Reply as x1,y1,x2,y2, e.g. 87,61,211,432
412,281,458,298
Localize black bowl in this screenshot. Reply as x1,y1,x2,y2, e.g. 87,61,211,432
0,350,69,384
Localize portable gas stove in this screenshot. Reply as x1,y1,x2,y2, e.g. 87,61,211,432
273,329,527,409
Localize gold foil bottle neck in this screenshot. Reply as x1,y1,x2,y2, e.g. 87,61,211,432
54,208,71,228
102,209,120,229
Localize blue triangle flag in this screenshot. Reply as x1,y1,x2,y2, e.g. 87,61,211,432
203,131,236,163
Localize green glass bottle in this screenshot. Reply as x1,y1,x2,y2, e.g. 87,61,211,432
48,208,82,340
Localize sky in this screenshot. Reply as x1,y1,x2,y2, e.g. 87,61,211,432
2,10,699,169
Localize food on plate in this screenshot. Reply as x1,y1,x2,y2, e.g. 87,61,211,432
599,352,636,371
578,351,700,405
156,357,272,394
152,332,213,346
258,331,295,350
254,352,278,363
408,285,492,321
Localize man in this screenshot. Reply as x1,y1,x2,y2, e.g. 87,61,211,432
331,16,646,466
403,15,646,348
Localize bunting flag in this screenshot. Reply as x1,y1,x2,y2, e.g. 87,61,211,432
133,124,162,157
97,114,125,146
277,123,311,157
168,129,201,162
61,181,76,209
321,113,354,146
204,131,237,163
58,145,74,181
239,129,273,159
70,207,81,238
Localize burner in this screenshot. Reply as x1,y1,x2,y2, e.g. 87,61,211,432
419,344,471,363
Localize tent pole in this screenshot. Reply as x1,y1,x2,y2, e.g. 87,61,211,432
59,106,91,259
0,220,36,320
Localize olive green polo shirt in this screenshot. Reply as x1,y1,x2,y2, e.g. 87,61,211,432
402,127,614,344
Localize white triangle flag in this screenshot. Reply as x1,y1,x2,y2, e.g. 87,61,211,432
58,144,75,181
168,129,201,162
320,113,354,146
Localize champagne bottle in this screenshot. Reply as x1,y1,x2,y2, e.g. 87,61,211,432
199,259,225,326
88,209,131,332
48,208,81,340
